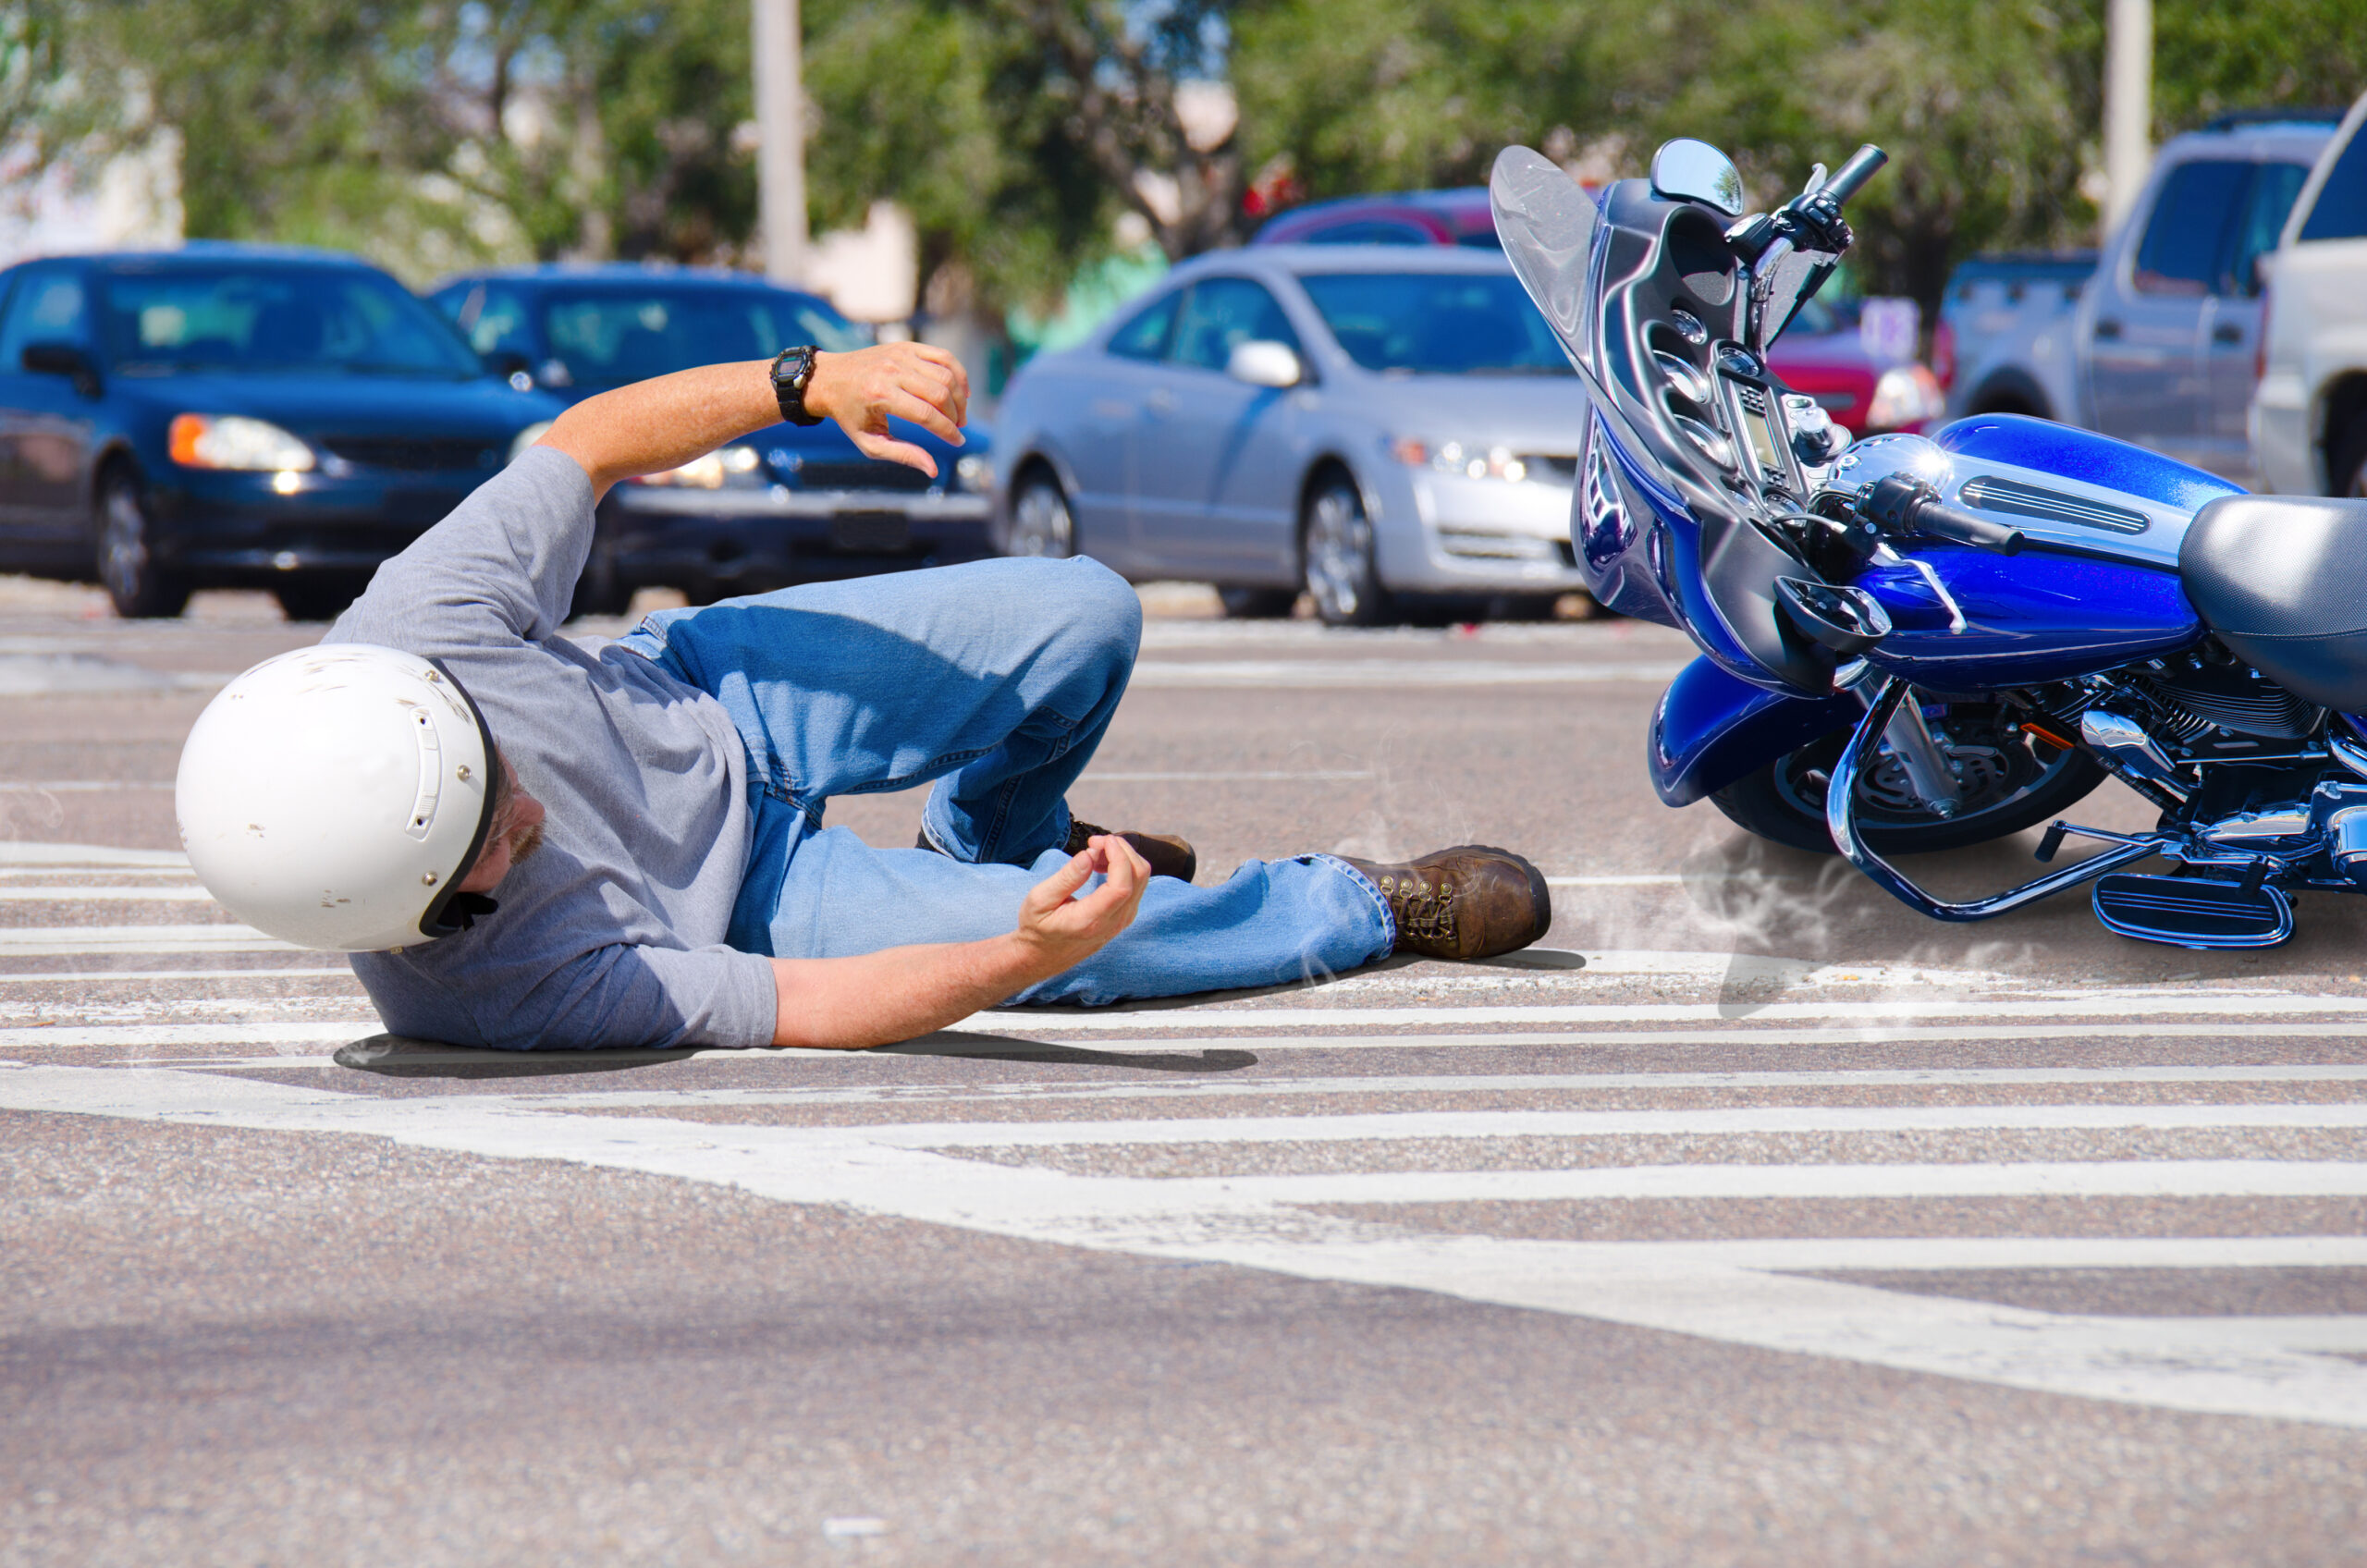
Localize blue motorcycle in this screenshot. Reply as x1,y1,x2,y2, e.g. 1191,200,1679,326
1491,137,2367,949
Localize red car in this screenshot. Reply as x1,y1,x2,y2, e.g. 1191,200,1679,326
1251,188,1946,435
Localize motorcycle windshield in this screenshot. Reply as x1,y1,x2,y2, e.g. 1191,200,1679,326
1489,146,1600,374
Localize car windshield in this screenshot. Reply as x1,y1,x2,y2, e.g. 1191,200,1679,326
539,288,871,388
1297,272,1572,375
102,267,482,377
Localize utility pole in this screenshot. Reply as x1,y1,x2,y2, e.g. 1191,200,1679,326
752,0,807,283
2102,0,2152,239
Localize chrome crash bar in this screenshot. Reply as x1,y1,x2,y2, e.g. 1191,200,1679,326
1825,677,2169,922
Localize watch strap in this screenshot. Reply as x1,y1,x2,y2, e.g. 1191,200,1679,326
769,345,825,427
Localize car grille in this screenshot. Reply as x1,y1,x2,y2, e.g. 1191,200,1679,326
788,459,937,495
322,436,502,472
1518,454,1579,484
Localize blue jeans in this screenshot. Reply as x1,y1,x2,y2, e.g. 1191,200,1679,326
615,557,1394,1005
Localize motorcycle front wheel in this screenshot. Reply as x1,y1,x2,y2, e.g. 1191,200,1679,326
1709,702,2108,855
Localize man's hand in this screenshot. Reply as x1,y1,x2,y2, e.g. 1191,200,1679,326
1012,833,1152,973
767,833,1151,1049
804,341,972,478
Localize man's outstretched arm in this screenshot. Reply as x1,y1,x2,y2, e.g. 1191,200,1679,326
537,341,970,498
767,836,1152,1049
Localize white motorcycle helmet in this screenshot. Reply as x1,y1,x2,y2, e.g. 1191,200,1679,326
177,645,503,951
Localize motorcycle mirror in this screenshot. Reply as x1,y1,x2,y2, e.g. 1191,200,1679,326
1489,146,1601,371
1650,140,1746,216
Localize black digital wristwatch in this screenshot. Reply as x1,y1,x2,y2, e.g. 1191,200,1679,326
769,344,825,427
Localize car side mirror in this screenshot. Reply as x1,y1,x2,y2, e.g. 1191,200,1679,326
21,340,98,397
1227,339,1303,388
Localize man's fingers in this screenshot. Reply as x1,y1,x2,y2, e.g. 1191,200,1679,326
1024,847,1099,913
881,387,965,446
848,430,938,477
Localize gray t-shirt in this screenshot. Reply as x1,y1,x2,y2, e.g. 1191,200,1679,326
328,446,777,1050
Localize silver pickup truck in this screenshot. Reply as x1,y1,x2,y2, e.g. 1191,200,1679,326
1940,111,2338,487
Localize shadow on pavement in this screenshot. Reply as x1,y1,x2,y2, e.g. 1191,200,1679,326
334,1032,1258,1078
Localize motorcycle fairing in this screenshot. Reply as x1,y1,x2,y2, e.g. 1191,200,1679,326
1648,655,1858,806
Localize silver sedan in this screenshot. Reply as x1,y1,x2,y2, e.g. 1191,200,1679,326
989,247,1593,624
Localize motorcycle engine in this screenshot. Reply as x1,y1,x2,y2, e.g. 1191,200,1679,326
2127,658,2324,741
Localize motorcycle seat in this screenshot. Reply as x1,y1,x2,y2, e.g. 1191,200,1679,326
2180,495,2367,712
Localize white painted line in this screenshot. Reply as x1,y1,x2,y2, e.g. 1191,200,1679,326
1082,770,1376,782
0,925,291,956
749,1101,2367,1151
490,1063,2367,1112
0,966,351,985
0,781,173,792
0,841,192,868
1126,659,1689,688
961,992,2367,1033
0,1023,368,1048
11,1063,2367,1429
0,885,218,902
1146,1159,2367,1208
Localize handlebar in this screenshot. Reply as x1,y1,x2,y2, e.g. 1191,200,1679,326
1820,144,1888,206
1856,472,2025,555
1911,501,2025,556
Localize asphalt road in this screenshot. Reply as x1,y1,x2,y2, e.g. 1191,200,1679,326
5,577,2366,1565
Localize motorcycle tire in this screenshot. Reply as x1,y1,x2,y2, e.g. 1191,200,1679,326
1710,704,2109,856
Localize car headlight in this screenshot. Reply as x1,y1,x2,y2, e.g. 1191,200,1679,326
1864,364,1947,431
630,445,767,489
168,414,315,472
507,421,554,465
954,452,993,494
1389,436,1531,484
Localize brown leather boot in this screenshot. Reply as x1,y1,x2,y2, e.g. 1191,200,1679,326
915,820,1198,882
1342,845,1551,961
1067,818,1197,883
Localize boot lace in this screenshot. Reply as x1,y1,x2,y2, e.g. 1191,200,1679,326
1381,874,1457,944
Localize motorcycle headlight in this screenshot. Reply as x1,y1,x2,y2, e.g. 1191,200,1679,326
1390,436,1531,484
631,445,767,490
954,453,993,494
1864,365,1947,432
168,414,315,472
507,421,554,465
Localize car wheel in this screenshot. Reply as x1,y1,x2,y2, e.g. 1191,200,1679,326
569,540,632,619
1008,474,1075,557
1301,473,1391,627
94,467,189,619
2336,413,2367,498
1219,586,1297,619
274,576,366,623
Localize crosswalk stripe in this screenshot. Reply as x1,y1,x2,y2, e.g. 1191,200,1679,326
484,1063,2367,1112
0,926,290,956
0,841,192,868
1131,1159,2367,1207
0,885,219,902
946,994,2367,1032
705,1102,2367,1148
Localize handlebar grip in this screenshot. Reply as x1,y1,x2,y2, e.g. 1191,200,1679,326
1913,501,2025,555
1821,144,1889,205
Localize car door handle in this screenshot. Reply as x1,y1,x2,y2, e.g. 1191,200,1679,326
1146,388,1176,414
2093,318,2122,340
2212,322,2243,345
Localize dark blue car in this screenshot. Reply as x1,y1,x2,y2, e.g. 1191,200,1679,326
0,243,561,619
427,264,992,609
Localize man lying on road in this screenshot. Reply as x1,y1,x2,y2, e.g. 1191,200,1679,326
175,342,1551,1050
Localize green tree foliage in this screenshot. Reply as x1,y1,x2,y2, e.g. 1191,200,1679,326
804,0,1235,310
25,0,2367,315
